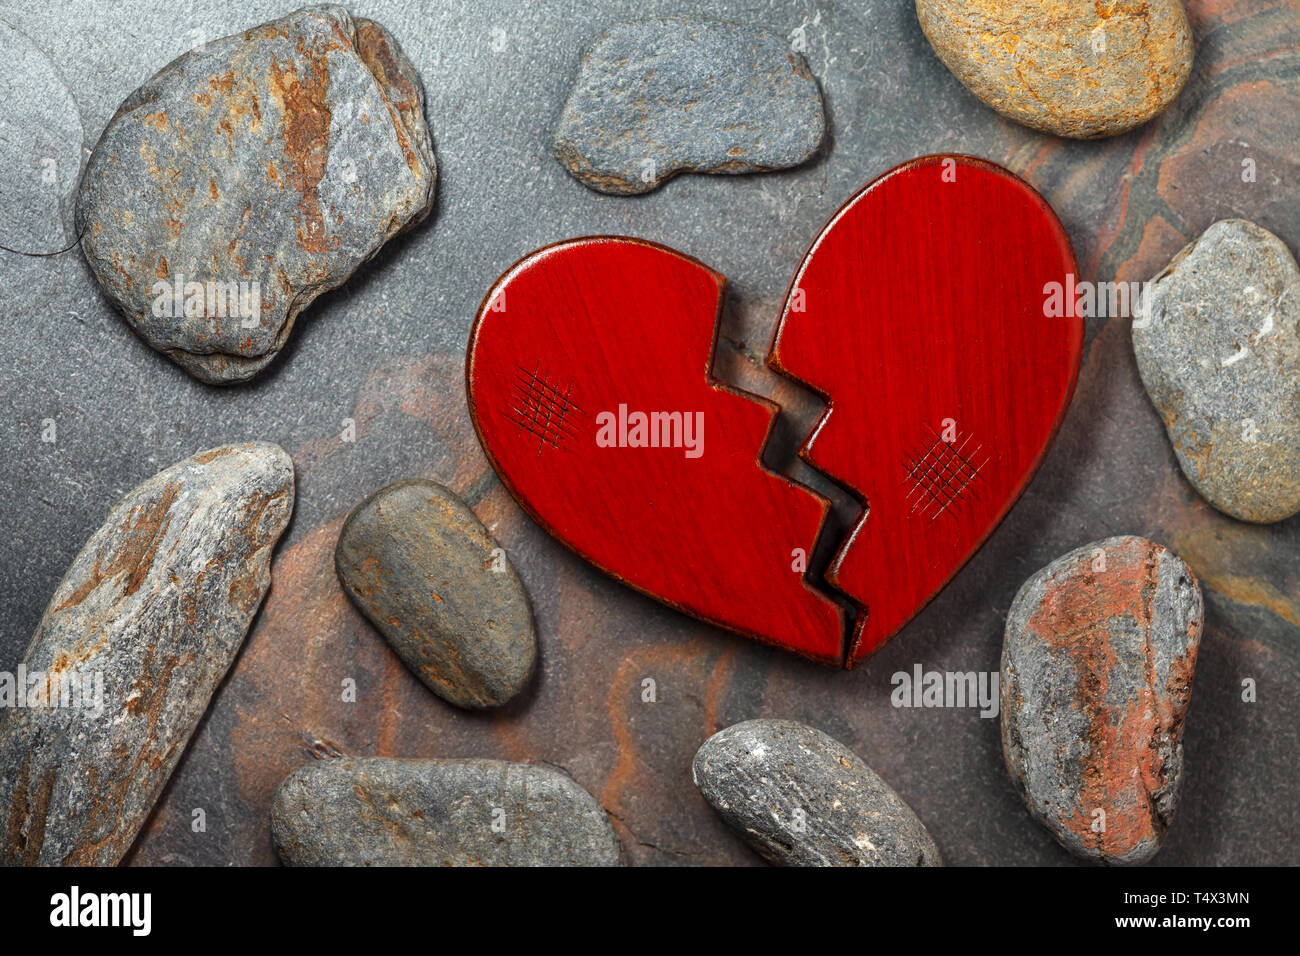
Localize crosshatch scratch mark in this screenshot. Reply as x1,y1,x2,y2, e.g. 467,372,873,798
509,362,583,454
901,425,990,520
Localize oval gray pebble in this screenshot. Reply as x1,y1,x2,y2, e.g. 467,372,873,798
335,478,536,709
552,16,825,195
692,719,942,866
1133,219,1300,523
271,757,622,866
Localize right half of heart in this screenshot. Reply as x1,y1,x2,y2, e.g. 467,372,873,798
769,154,1082,665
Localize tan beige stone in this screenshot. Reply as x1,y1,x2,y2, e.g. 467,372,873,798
916,0,1193,138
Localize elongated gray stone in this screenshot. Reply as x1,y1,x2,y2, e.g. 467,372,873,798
76,5,436,384
692,719,942,866
552,17,825,195
1001,536,1203,865
1133,219,1300,523
271,757,622,866
0,442,294,865
335,479,535,709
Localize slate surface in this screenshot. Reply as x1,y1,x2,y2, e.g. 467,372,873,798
0,0,1296,866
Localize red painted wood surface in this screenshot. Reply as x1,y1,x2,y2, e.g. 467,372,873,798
466,238,846,664
468,156,1079,667
770,154,1081,664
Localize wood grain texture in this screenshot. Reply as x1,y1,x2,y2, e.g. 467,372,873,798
466,237,846,663
770,155,1082,664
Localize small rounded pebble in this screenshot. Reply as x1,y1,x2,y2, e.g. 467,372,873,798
271,757,622,866
1001,536,1204,865
335,478,536,709
915,0,1193,138
692,719,942,866
1133,219,1300,523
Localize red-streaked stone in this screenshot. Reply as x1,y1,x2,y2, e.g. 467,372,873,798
1001,536,1203,864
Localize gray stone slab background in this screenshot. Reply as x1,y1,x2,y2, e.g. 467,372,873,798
0,0,1296,866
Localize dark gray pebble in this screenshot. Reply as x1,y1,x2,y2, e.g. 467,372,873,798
335,479,535,709
692,719,941,866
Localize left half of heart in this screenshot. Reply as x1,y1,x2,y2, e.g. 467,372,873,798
466,237,847,664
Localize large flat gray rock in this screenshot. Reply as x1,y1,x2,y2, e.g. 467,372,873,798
272,757,622,866
75,5,436,383
553,16,825,194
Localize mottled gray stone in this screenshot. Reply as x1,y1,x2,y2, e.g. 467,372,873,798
691,719,942,866
916,0,1193,138
0,20,84,254
75,4,436,383
271,757,622,866
1001,536,1203,865
552,16,825,195
0,442,294,865
335,479,535,709
1133,219,1300,523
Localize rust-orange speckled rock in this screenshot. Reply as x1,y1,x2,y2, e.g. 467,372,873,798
915,0,1193,138
0,443,294,866
75,5,436,384
1001,536,1203,864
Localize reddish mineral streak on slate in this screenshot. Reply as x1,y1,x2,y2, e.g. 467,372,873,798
0,443,294,866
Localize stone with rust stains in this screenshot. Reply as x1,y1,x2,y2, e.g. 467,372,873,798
692,719,942,866
915,0,1193,138
75,5,436,384
1001,537,1204,865
0,442,294,865
1133,219,1300,523
552,17,825,195
271,757,622,866
335,479,535,709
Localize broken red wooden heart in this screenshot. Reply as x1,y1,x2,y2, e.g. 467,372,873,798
467,154,1081,666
